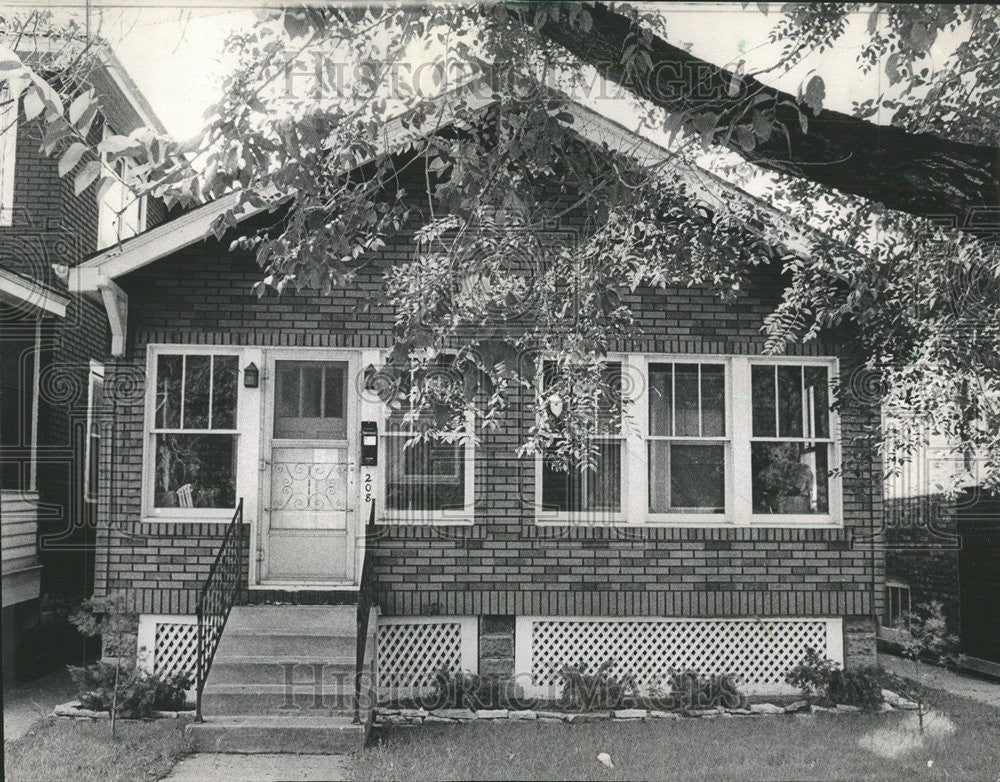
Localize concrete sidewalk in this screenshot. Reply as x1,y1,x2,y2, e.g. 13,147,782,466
2,667,77,744
162,753,351,781
879,652,1000,709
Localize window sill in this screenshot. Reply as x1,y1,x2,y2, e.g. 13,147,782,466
142,512,235,524
534,516,843,529
378,513,473,526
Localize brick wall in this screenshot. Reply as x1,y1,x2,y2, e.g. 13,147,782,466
93,203,882,641
1,105,115,674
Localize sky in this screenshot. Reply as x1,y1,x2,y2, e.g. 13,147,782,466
1,2,963,146
1,1,943,139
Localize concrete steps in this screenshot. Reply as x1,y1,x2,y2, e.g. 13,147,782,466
187,604,375,753
187,715,365,754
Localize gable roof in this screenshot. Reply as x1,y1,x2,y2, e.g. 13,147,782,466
5,34,166,135
69,75,838,294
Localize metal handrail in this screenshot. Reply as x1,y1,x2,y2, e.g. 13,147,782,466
354,501,379,723
195,498,245,722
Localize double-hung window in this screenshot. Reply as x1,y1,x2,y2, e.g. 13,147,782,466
147,351,239,516
749,362,833,516
647,361,728,515
383,357,474,522
537,361,624,519
535,354,840,526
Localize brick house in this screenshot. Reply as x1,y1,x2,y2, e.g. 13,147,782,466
0,41,166,682
69,85,883,749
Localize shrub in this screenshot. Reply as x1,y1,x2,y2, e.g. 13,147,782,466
561,660,637,710
785,648,883,710
429,669,521,710
665,669,746,711
785,646,838,701
827,665,883,710
69,661,191,718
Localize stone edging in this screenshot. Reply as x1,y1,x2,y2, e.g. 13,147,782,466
374,689,918,726
53,701,196,721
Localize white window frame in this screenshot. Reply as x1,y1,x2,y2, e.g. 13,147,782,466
378,352,475,526
535,353,842,528
1,81,17,226
97,125,146,250
533,353,629,525
141,344,247,522
84,361,105,504
885,580,912,628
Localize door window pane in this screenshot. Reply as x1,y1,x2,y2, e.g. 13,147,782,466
273,360,347,439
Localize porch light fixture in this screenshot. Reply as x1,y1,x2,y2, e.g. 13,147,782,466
243,362,259,388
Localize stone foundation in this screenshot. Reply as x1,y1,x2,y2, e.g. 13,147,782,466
844,615,877,668
478,615,515,677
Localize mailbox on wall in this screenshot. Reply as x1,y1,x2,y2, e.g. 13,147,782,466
360,421,378,466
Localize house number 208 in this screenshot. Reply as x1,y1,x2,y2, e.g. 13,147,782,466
363,472,373,503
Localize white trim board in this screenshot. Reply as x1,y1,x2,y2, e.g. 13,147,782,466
0,268,68,317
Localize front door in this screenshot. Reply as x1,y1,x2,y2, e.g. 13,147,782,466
259,355,357,585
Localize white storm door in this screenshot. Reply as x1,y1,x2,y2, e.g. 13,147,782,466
260,357,356,585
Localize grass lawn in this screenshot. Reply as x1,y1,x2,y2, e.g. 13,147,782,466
3,716,193,782
355,689,1000,782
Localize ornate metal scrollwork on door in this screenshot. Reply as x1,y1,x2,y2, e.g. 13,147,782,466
270,462,348,511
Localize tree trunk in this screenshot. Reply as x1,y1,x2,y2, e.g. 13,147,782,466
526,3,1000,237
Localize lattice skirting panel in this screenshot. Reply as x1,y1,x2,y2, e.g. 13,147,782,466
515,616,844,696
136,615,198,687
376,616,478,699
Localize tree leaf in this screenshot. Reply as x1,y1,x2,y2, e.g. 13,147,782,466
803,75,825,115
58,142,88,177
0,48,22,72
22,88,44,121
74,159,101,195
75,101,99,136
68,90,93,125
736,124,756,151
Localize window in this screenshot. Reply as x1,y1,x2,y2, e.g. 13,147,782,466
647,362,727,514
886,582,911,630
383,357,474,520
84,362,105,504
148,351,239,513
1,82,16,226
538,361,623,516
274,360,346,439
534,354,840,527
97,127,145,249
750,363,832,515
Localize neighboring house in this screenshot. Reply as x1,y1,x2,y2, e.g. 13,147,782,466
69,82,883,750
0,40,166,683
881,435,999,676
